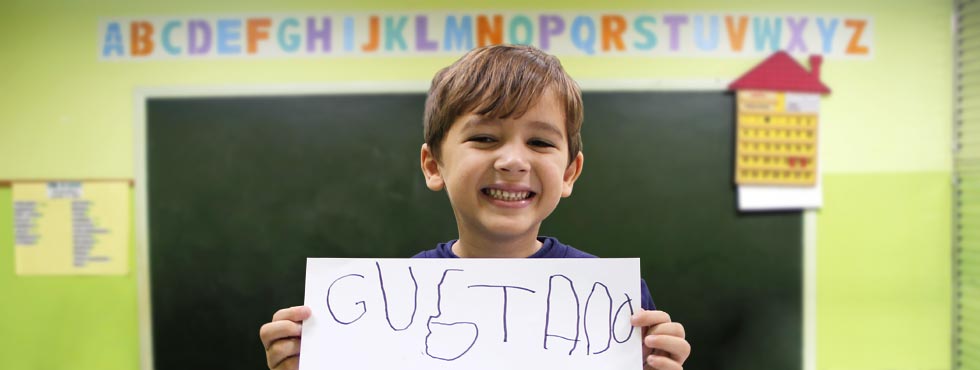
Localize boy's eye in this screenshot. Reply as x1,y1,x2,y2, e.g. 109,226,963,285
529,139,556,148
467,136,497,143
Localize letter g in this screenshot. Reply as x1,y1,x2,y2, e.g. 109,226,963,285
326,274,367,325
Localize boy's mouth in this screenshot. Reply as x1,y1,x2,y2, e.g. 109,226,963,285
481,188,536,201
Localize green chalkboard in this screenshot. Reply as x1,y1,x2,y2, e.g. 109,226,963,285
146,91,800,370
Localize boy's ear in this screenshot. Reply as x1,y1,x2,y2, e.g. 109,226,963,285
561,152,584,197
420,143,445,191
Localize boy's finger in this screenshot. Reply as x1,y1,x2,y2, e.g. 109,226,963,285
260,320,303,350
272,306,312,322
267,337,301,369
631,310,671,327
646,354,683,370
648,321,685,338
644,335,691,364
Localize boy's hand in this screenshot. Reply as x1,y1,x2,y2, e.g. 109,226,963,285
632,310,690,370
259,306,312,370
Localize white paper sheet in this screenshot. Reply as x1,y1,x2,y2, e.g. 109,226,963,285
301,258,642,370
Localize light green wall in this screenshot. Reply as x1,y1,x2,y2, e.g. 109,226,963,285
0,1,953,369
818,173,951,369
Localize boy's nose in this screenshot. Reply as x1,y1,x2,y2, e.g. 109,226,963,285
494,147,530,174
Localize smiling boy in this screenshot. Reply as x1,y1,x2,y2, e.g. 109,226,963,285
260,44,690,370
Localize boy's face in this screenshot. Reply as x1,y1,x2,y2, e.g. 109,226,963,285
421,89,584,244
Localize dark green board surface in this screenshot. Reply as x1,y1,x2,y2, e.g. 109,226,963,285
146,92,801,370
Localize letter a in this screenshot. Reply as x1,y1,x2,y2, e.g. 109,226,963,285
543,275,581,355
102,22,124,57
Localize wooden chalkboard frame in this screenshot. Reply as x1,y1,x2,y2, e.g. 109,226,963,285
133,81,817,370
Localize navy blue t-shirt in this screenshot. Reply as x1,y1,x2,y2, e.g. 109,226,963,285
412,236,656,310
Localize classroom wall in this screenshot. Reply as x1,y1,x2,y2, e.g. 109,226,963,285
0,1,952,369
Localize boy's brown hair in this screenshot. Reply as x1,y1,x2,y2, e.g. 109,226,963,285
423,44,584,165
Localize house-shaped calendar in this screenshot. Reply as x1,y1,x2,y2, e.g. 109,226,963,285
729,51,830,186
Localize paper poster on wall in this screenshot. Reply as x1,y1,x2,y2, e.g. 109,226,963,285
98,12,873,60
301,258,641,370
13,181,129,275
729,51,830,211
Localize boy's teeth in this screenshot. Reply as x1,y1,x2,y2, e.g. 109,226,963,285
487,189,530,201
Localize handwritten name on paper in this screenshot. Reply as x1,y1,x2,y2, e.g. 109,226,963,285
301,258,642,370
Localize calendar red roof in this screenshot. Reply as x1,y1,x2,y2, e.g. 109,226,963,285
729,51,830,94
